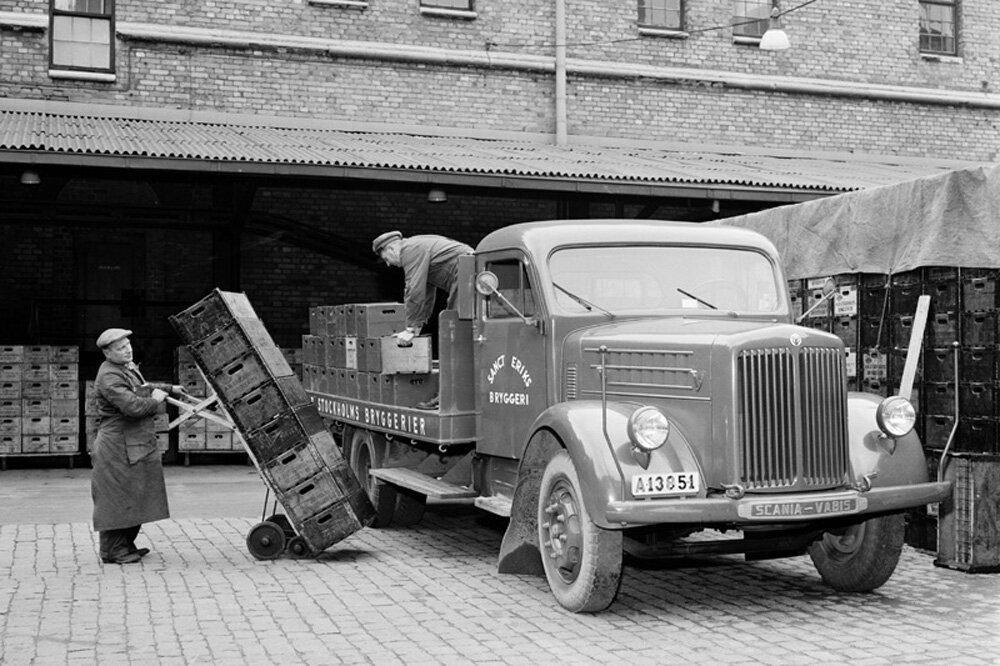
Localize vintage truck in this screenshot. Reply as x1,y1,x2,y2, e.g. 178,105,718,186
305,219,953,613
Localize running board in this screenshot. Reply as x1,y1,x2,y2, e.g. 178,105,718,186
474,496,512,517
370,467,477,500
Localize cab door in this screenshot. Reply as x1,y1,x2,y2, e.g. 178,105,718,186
474,252,547,459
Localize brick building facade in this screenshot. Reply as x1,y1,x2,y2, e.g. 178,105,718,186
1,0,998,375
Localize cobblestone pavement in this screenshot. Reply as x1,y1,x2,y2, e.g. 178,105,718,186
0,467,998,665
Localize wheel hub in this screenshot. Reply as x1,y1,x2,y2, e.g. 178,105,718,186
541,480,583,583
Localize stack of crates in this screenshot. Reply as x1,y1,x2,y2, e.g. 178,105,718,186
0,345,80,457
796,268,1000,565
174,346,245,453
170,289,374,552
302,302,435,408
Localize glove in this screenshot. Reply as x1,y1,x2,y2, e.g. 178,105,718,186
394,327,417,347
151,388,168,403
170,384,187,396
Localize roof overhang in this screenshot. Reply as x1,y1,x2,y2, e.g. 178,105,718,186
0,98,983,203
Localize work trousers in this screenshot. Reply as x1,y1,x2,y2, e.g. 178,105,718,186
99,525,141,560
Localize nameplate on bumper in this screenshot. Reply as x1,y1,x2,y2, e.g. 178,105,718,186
737,495,868,520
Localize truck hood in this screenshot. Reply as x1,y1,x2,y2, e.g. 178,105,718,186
561,316,843,402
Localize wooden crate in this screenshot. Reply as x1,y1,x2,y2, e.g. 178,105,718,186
936,455,1000,572
378,336,432,375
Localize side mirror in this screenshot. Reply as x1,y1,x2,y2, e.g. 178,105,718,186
475,270,500,296
474,270,533,326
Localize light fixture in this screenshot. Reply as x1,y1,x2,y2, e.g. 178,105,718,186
759,3,791,51
20,169,40,186
427,188,447,203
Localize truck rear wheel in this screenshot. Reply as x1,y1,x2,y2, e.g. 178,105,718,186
538,451,623,613
348,428,397,527
807,513,905,592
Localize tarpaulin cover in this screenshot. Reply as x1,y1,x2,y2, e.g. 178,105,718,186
710,164,1000,280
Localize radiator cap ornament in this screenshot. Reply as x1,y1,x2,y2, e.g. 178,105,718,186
790,333,802,346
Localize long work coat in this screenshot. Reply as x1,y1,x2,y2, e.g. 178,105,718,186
91,360,170,532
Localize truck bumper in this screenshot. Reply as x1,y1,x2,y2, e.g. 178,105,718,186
604,480,953,527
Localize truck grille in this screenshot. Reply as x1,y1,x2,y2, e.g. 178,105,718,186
737,347,848,491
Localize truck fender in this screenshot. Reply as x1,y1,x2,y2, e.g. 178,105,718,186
497,400,700,575
847,392,930,489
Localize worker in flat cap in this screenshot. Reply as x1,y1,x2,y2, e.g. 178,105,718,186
373,230,474,409
91,328,185,564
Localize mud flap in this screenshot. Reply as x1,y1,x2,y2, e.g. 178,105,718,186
497,466,545,575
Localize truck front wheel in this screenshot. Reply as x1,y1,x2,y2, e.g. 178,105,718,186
348,428,397,527
538,451,623,613
807,513,905,592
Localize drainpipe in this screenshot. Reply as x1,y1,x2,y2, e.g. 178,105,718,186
554,0,567,145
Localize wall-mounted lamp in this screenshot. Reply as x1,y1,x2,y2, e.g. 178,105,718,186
20,169,41,186
759,3,791,51
427,188,447,203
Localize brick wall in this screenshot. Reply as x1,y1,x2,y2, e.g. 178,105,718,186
1,0,999,159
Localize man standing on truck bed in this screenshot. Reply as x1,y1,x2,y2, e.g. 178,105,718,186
373,230,473,409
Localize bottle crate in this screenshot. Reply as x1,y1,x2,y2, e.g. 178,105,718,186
860,317,891,350
261,442,327,490
962,311,998,347
21,364,48,381
21,435,50,453
956,418,999,455
0,381,19,399
23,346,50,363
860,285,889,318
962,275,998,312
0,399,20,416
0,346,23,363
169,288,259,344
927,312,959,347
936,454,1000,572
242,403,328,463
0,417,21,437
51,381,78,400
21,381,50,399
228,375,311,434
925,266,958,283
51,416,78,434
960,382,996,418
924,382,957,415
0,434,18,453
889,282,924,316
927,280,959,313
50,346,79,363
209,348,294,403
353,302,406,338
192,317,275,372
50,434,78,454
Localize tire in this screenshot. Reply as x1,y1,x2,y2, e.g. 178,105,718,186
246,521,286,561
807,513,905,592
392,488,427,527
348,428,397,527
537,451,623,613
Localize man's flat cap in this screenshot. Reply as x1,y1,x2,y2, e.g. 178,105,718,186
96,328,132,349
372,230,403,254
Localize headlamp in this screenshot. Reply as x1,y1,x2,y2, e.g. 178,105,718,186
628,406,670,451
876,396,916,438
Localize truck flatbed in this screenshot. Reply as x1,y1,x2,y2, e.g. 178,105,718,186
308,390,477,445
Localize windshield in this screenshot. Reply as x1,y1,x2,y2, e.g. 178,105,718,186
548,245,784,315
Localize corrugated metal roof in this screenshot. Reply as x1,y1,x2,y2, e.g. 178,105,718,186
0,108,977,194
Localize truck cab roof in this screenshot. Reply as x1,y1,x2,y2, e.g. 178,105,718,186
475,219,782,261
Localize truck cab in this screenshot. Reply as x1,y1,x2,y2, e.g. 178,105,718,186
311,219,952,613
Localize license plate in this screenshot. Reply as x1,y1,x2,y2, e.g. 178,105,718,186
631,472,700,497
737,496,867,519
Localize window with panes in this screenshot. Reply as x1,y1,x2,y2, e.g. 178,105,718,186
639,0,684,30
421,0,473,10
50,0,114,73
919,0,957,55
732,0,771,39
